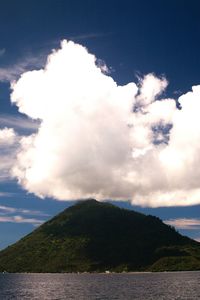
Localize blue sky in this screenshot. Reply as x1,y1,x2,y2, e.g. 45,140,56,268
1,0,200,249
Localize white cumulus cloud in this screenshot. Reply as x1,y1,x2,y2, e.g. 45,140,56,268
0,127,16,145
7,39,200,207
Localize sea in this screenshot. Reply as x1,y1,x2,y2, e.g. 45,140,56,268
0,271,200,299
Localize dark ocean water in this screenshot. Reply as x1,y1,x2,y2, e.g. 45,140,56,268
0,272,200,299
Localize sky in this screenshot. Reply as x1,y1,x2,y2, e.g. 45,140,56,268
0,0,200,249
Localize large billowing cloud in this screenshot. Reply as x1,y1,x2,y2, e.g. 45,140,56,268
8,40,200,207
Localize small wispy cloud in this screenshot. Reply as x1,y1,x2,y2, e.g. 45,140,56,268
0,205,49,217
0,128,19,182
164,218,200,230
69,32,111,41
0,114,39,132
0,204,48,226
0,192,13,197
0,48,5,57
0,54,45,82
0,215,44,225
0,205,17,213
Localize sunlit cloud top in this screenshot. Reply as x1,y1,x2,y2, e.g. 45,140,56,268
2,39,200,207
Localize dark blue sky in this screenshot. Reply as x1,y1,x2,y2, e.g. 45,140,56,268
0,0,200,249
1,0,200,90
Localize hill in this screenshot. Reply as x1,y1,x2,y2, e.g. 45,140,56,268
0,199,200,272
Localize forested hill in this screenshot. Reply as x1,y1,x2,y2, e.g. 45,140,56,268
0,199,200,272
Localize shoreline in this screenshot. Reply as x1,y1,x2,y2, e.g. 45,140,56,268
1,270,200,275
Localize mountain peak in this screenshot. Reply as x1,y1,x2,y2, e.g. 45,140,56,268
76,198,99,205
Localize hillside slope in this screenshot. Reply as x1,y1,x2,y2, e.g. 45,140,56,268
0,199,200,272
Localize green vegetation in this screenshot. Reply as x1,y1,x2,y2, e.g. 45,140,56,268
0,199,200,272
